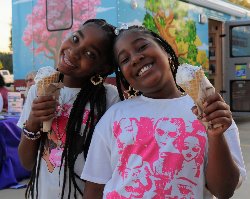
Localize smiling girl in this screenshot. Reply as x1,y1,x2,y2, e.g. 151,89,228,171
81,26,246,199
17,19,120,199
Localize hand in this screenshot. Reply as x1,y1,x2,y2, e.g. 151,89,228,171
26,95,57,132
192,93,232,137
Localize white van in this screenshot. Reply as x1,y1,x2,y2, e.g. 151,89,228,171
0,70,14,86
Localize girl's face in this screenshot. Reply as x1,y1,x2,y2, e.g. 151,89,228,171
114,31,177,99
58,24,110,81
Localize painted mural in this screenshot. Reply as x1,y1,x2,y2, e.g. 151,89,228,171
22,0,101,67
142,0,209,69
12,0,247,80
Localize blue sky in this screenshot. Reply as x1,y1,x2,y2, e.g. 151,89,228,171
0,0,12,52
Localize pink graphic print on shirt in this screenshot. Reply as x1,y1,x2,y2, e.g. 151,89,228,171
108,117,207,199
42,103,91,172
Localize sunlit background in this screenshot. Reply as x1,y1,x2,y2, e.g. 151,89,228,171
0,0,12,53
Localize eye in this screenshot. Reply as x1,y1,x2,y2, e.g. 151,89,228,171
84,50,96,60
138,43,148,52
156,129,165,136
192,146,200,152
120,57,129,65
71,34,79,43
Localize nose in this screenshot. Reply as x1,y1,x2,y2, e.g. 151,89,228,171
132,53,144,66
69,48,80,59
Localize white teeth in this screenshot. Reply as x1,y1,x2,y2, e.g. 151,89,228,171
63,53,75,67
138,64,152,76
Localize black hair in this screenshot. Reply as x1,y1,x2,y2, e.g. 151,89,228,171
25,19,116,199
113,25,182,100
0,74,5,87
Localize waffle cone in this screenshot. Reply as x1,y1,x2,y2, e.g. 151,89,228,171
37,72,60,96
36,71,61,132
179,69,204,102
179,69,221,129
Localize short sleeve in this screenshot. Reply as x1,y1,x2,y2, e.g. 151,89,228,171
17,85,37,128
81,128,113,184
224,121,247,186
104,84,120,110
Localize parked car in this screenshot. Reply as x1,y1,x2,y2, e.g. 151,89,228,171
0,70,14,86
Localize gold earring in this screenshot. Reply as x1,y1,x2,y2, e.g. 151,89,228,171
124,86,139,99
168,57,175,72
90,75,103,85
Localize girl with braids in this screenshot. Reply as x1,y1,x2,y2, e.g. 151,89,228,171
81,26,246,199
17,19,120,199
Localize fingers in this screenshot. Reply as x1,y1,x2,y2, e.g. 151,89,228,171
202,93,232,130
30,96,57,122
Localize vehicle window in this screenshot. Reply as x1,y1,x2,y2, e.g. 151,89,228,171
231,25,250,57
2,71,8,75
46,0,73,31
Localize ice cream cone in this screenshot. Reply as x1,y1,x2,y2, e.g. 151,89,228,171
178,69,204,103
37,72,60,96
177,64,221,129
36,71,61,132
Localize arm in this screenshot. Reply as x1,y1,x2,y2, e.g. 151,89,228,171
18,95,57,170
83,181,104,199
195,93,239,198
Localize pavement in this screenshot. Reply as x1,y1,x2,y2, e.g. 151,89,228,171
0,116,249,199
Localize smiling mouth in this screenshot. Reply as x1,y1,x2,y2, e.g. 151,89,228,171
62,50,76,68
137,64,152,77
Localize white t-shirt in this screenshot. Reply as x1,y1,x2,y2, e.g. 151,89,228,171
81,95,246,199
17,83,120,199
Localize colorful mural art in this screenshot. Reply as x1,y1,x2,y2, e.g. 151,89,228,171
22,0,101,67
12,0,249,80
142,0,209,69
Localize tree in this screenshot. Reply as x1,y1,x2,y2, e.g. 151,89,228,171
0,60,3,70
9,24,12,52
143,0,209,69
22,0,101,67
0,53,13,73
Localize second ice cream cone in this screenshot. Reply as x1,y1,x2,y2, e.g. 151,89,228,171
177,64,221,129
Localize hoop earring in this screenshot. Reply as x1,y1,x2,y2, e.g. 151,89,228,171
168,57,175,72
90,75,103,85
124,86,139,99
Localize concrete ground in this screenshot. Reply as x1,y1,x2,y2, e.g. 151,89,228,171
0,117,249,199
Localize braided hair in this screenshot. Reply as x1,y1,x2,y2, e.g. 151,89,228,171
25,19,116,199
114,26,182,100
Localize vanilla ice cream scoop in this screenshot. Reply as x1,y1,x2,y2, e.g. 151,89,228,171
176,63,200,85
176,63,221,129
34,66,58,84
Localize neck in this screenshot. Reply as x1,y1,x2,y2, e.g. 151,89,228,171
144,87,183,99
63,75,87,88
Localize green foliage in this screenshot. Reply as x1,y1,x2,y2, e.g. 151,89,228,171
186,20,196,43
0,61,3,69
0,52,13,73
9,25,12,52
145,0,178,12
143,0,205,67
143,13,159,34
187,44,198,61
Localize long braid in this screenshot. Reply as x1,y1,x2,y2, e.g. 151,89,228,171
114,26,182,98
59,19,116,198
25,134,46,199
25,19,116,199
